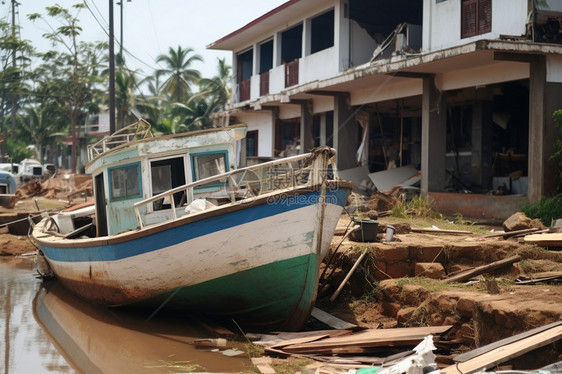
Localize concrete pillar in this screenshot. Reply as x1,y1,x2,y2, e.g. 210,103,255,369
335,0,350,71
300,101,314,153
421,76,447,194
528,56,546,202
320,113,327,146
334,93,356,169
544,81,562,196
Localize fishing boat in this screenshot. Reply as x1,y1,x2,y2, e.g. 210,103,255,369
31,119,352,331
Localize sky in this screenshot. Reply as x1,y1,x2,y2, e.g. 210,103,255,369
3,0,287,80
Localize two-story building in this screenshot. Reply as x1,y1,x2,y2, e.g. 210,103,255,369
208,0,562,221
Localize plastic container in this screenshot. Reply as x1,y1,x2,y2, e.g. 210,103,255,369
385,225,395,242
351,218,379,242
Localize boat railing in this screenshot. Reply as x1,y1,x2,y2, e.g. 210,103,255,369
87,120,153,162
133,147,337,229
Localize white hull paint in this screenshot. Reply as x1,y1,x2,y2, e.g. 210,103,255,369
41,203,342,304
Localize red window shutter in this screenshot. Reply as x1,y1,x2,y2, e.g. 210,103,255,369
462,0,477,38
478,0,492,34
461,0,491,38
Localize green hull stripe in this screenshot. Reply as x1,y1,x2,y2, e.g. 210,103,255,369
144,253,319,330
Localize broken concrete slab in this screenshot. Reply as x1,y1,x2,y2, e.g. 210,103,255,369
368,165,420,194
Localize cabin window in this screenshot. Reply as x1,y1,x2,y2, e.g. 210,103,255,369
109,162,142,201
191,151,229,181
150,157,186,210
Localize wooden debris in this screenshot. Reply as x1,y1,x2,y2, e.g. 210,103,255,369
279,325,452,355
483,227,539,239
515,273,562,285
330,250,367,302
311,307,357,330
411,227,473,235
444,255,521,283
251,357,276,374
524,232,562,247
251,329,353,349
441,322,562,374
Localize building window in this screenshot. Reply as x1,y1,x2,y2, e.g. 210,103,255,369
461,0,492,38
109,162,142,201
246,131,258,157
311,9,334,54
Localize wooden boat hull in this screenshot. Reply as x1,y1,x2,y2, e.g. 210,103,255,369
33,185,351,331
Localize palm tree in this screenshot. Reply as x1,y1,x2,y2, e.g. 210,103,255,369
20,107,57,161
156,46,202,103
197,58,231,111
115,69,137,127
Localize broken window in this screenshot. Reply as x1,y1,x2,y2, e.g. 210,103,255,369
109,163,141,201
461,0,492,38
311,9,334,54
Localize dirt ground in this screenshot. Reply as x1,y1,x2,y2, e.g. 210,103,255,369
3,174,562,366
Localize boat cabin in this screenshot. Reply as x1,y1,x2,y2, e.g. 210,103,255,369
71,121,247,237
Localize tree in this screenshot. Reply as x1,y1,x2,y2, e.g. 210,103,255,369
0,19,33,142
156,46,202,103
19,107,57,162
28,4,106,172
197,57,231,112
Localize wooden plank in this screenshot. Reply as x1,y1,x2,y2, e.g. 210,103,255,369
441,324,562,374
483,227,539,238
251,357,276,374
453,321,562,363
444,255,521,283
311,307,357,330
524,232,562,247
254,329,352,348
282,326,452,354
411,227,473,235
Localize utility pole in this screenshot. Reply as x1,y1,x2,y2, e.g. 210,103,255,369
10,0,17,142
119,0,123,60
109,0,116,134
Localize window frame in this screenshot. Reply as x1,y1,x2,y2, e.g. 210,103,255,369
461,0,492,39
190,151,230,182
108,162,142,202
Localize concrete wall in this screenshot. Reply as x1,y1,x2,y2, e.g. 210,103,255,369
236,111,274,158
301,46,339,82
423,0,528,52
350,19,378,67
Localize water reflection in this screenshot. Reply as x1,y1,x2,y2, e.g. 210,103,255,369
1,257,250,373
1,256,73,373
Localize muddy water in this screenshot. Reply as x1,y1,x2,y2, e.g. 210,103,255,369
1,256,251,373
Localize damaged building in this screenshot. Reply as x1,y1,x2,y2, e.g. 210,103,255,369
207,0,562,221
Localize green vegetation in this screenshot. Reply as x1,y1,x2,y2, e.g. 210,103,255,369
551,110,562,192
0,4,232,167
387,195,487,234
521,194,562,226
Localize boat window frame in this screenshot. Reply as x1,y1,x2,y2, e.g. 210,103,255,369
190,151,230,190
108,162,143,202
149,155,187,211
